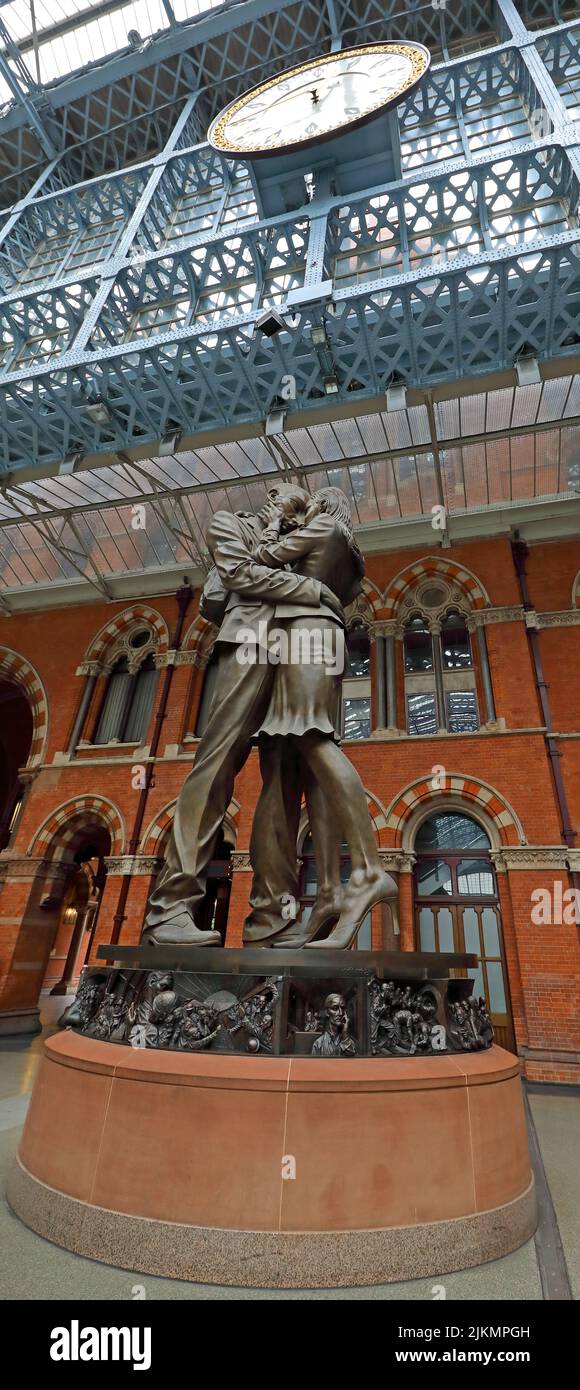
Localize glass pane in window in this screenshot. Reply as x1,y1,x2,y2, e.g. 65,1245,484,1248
462,907,480,955
407,692,437,736
437,907,455,951
417,860,452,896
94,664,131,744
124,663,156,743
482,907,501,957
441,612,472,669
419,907,436,951
404,617,433,672
468,964,485,999
343,697,370,739
457,860,494,895
446,690,478,733
416,813,490,852
486,960,507,1013
346,628,370,677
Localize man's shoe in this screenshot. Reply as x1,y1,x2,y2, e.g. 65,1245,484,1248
142,910,221,947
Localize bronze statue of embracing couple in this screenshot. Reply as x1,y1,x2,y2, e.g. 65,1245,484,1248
142,481,396,951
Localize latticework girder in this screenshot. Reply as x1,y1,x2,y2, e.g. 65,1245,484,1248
0,0,578,608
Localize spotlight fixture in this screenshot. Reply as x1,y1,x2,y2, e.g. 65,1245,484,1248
158,429,182,457
255,308,287,338
515,350,541,387
386,375,407,412
265,408,286,436
311,324,328,348
323,374,339,395
85,395,112,425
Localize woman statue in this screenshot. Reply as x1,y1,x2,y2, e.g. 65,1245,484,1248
245,486,397,950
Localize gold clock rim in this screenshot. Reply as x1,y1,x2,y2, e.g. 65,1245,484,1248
208,42,430,156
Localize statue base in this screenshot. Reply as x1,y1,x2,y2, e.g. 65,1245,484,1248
8,1032,535,1287
60,945,495,1058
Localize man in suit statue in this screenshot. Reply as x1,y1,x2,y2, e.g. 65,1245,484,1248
142,483,342,945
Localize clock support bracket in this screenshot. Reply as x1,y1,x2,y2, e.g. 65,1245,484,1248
247,110,399,218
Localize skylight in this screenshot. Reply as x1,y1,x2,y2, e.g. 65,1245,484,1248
0,0,227,104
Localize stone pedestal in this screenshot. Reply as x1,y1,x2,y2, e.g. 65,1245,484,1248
8,1032,536,1288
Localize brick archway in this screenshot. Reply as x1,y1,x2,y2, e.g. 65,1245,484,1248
380,557,490,620
345,578,383,626
0,647,48,767
181,612,217,663
84,605,169,665
141,797,240,856
297,788,389,851
386,775,525,849
28,796,126,860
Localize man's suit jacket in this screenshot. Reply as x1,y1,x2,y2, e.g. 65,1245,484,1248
206,510,325,648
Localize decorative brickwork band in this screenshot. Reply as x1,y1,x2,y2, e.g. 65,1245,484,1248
28,797,126,859
381,557,490,619
385,775,524,848
181,613,217,667
83,605,170,668
141,797,240,856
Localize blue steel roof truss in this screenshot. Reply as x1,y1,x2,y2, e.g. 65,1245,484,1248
0,0,578,481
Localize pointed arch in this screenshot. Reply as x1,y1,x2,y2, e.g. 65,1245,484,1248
381,557,490,620
297,786,389,852
140,796,240,856
181,612,217,665
28,796,126,860
0,647,48,766
84,605,169,668
345,577,383,629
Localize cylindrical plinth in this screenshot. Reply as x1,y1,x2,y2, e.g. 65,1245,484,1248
8,1033,536,1288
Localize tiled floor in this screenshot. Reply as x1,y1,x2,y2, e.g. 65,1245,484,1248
0,1006,574,1301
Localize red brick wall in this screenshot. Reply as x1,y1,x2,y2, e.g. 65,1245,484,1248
0,537,579,1082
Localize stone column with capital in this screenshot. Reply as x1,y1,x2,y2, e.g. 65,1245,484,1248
429,619,447,733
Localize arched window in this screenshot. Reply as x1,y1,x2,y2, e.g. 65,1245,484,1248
342,625,371,740
300,832,371,949
404,607,478,735
94,652,157,746
414,811,513,1051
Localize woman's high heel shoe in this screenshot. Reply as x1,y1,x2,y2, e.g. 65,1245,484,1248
304,871,397,950
268,895,343,948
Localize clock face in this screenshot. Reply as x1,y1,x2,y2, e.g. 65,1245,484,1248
208,43,431,159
